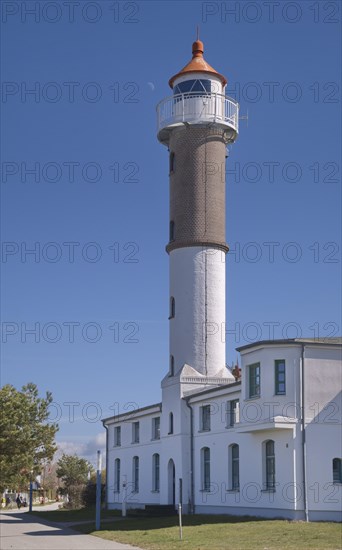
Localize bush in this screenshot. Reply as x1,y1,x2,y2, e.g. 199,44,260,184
65,484,85,509
82,481,105,507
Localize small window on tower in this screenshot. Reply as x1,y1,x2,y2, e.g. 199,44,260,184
170,221,175,242
168,412,174,434
169,152,175,174
169,355,175,376
169,297,175,319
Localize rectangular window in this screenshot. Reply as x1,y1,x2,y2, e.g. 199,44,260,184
114,426,121,447
249,363,260,398
200,405,211,431
226,400,240,427
275,360,286,395
132,421,140,443
152,417,160,440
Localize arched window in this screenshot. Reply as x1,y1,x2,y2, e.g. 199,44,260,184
265,440,275,490
169,355,174,376
201,447,210,491
168,412,174,435
132,456,139,493
229,444,239,491
333,458,342,484
114,458,120,492
152,453,160,492
169,297,175,319
170,220,175,241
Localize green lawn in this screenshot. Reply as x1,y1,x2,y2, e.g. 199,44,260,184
71,514,341,550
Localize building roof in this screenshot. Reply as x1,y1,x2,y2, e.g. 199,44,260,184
169,39,227,88
185,380,241,401
102,402,162,424
236,337,342,352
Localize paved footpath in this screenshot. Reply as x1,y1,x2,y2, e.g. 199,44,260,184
0,504,143,550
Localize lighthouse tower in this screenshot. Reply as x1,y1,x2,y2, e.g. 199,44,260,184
157,38,239,384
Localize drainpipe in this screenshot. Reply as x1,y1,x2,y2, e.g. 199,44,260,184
103,422,109,509
299,344,308,522
185,398,194,514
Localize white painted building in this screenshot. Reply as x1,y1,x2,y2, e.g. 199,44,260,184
103,39,342,522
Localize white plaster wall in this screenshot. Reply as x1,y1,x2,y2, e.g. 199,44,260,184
303,348,342,516
106,413,162,509
239,345,302,424
189,391,300,516
170,247,226,377
105,343,342,520
160,376,192,508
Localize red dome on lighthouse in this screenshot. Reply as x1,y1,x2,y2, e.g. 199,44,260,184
169,39,227,88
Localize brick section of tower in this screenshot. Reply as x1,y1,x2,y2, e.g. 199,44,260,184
166,125,228,254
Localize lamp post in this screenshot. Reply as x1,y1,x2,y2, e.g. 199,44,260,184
95,450,102,530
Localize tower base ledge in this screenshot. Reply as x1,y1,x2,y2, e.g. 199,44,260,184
179,364,235,396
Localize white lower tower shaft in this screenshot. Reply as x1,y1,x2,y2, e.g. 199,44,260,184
170,247,226,377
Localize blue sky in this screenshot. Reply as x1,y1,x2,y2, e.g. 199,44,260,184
1,0,341,463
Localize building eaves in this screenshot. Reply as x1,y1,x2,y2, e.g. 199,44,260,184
236,337,342,353
184,380,241,401
102,402,162,425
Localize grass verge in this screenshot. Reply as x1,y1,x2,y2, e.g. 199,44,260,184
71,514,342,549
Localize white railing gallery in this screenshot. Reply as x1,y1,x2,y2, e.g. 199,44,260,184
157,92,239,134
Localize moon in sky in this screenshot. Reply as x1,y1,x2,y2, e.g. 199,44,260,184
147,82,155,92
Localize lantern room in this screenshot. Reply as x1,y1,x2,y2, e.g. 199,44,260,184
156,39,239,145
